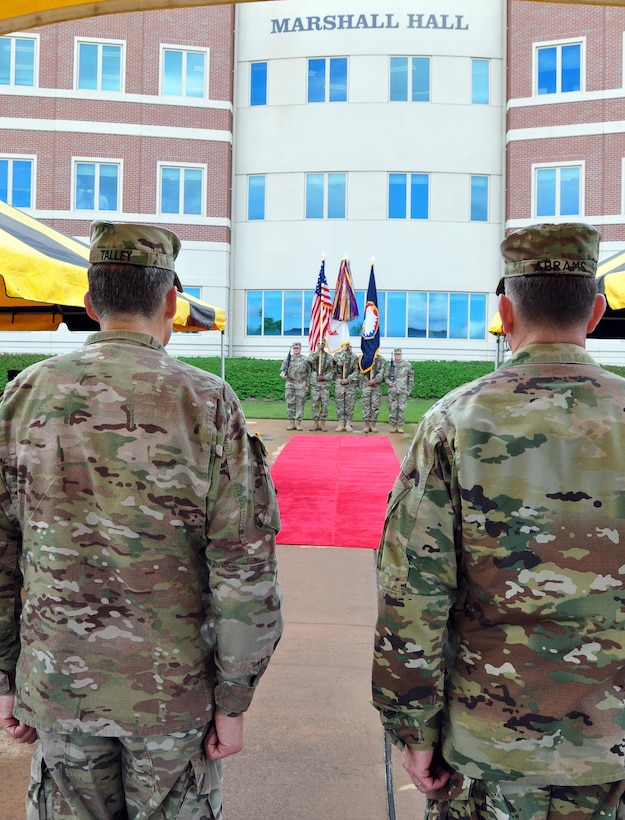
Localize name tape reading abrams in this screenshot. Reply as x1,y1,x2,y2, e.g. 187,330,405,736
270,13,469,34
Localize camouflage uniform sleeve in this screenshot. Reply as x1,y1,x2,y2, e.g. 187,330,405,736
0,473,22,693
205,395,283,717
407,363,415,395
372,412,460,749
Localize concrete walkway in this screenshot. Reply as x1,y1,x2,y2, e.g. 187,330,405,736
0,418,426,819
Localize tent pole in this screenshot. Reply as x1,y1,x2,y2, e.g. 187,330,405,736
221,331,225,381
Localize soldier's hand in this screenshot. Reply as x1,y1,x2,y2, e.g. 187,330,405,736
205,712,244,761
402,745,451,794
341,379,348,385
0,695,37,744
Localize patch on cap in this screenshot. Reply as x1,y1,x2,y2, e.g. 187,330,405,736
89,221,183,291
497,222,600,295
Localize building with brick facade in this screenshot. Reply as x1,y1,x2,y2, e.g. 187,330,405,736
1,0,625,363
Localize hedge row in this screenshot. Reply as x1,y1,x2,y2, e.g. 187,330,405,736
2,353,625,401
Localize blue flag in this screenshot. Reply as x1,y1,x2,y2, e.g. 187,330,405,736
359,264,380,374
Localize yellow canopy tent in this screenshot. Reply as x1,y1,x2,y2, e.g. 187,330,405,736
0,0,622,37
0,200,226,333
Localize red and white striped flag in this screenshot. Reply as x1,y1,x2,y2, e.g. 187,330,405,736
308,259,333,352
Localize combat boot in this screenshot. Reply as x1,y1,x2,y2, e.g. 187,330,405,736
310,419,320,431
296,420,303,431
287,419,296,430
335,421,345,432
345,421,353,432
363,421,370,433
390,425,397,433
320,420,327,431
396,426,404,433
370,422,378,433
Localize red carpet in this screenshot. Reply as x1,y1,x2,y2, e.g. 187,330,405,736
271,435,400,549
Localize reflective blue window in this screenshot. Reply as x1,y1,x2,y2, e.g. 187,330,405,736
0,38,36,86
469,294,487,340
250,62,267,106
536,167,580,217
470,176,488,222
247,291,262,335
429,293,448,339
328,173,346,219
308,58,326,103
306,173,345,219
160,166,202,215
248,175,265,220
390,57,408,101
386,292,407,337
284,291,304,335
78,42,121,92
410,174,429,219
263,291,283,335
390,57,430,101
0,39,11,85
389,173,407,218
412,58,430,102
308,57,347,103
450,294,469,339
184,287,201,299
389,174,428,219
472,59,489,104
0,158,33,207
408,292,427,338
306,174,324,218
163,50,205,98
537,43,580,95
75,162,118,211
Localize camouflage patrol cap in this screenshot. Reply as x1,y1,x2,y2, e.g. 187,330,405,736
292,342,301,350
497,222,600,295
89,221,183,292
393,348,402,355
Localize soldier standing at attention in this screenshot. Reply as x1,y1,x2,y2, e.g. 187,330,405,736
360,353,386,433
307,339,334,431
384,348,415,433
280,341,308,430
333,342,360,432
372,223,625,819
0,221,283,820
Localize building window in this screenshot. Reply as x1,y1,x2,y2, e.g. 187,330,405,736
307,57,347,103
388,173,429,219
159,165,204,215
470,176,488,222
390,57,430,102
246,289,486,340
536,41,582,95
248,175,265,220
535,165,581,217
0,36,36,87
250,62,267,106
74,161,120,211
472,59,489,104
76,39,123,92
0,157,33,207
162,47,208,98
305,173,346,219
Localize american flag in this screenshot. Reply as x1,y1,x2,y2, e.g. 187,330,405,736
308,260,333,352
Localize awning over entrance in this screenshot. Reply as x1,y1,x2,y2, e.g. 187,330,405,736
0,200,225,333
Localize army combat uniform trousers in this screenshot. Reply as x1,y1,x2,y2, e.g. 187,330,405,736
27,729,222,820
426,775,625,820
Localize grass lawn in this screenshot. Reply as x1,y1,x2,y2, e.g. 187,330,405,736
241,398,436,424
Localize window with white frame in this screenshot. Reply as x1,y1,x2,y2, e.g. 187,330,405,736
250,62,267,106
307,57,347,103
161,46,208,98
470,176,489,221
305,173,346,219
248,175,265,221
73,160,121,211
471,59,489,104
535,40,582,95
76,39,124,92
534,164,582,217
390,57,430,102
388,173,429,219
0,156,34,207
159,164,204,215
0,35,37,87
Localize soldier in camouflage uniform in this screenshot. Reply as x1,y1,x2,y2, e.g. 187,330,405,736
333,342,360,432
384,348,414,433
359,353,385,433
307,339,334,431
280,342,308,430
372,223,625,819
0,221,283,820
